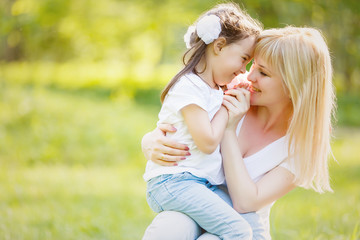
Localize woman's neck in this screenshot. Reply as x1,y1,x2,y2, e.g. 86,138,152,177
251,103,293,134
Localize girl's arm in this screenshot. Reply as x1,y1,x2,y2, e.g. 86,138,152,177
181,105,228,154
221,130,296,213
141,124,190,166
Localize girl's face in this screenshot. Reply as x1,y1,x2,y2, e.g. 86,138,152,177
212,36,256,86
247,56,291,107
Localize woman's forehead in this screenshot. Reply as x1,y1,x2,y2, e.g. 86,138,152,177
253,55,270,68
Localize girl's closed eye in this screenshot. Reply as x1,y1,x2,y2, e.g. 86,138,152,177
242,57,252,67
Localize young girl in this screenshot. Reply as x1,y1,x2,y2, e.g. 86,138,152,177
143,3,262,239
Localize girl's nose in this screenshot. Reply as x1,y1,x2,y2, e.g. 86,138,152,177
240,64,246,74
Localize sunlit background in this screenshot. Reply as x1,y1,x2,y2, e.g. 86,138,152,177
1,0,359,239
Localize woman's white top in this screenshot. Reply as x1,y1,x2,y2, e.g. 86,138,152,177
143,73,225,185
235,116,295,238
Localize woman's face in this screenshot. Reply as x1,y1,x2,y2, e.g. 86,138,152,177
247,56,291,108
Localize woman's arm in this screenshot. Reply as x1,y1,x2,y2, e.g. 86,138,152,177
221,88,296,213
141,124,190,166
181,105,228,154
221,130,296,213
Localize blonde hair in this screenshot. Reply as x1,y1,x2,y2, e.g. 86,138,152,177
160,2,263,103
254,26,336,193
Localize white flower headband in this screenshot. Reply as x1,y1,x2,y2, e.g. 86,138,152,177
184,15,222,49
184,25,196,49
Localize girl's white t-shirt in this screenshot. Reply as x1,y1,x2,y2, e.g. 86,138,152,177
143,73,225,185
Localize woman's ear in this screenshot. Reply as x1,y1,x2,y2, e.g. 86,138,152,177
213,37,227,55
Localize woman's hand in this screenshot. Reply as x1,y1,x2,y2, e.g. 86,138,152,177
141,124,190,166
222,87,250,130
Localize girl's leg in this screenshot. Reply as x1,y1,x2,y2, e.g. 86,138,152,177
194,185,229,240
241,212,271,240
142,211,201,240
211,184,233,206
147,172,252,240
212,185,271,240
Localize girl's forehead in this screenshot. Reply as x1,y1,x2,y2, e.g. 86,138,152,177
233,36,256,47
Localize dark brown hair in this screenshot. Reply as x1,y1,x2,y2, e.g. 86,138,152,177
160,2,263,103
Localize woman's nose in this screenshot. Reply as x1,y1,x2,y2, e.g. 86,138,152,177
247,69,256,82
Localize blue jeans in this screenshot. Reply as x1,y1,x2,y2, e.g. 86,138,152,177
146,172,253,240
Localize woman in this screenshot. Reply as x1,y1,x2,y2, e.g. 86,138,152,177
141,26,335,239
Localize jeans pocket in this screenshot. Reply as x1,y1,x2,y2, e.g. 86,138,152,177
146,175,173,213
147,190,163,213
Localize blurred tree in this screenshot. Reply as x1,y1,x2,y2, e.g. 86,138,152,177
1,0,359,92
1,0,22,61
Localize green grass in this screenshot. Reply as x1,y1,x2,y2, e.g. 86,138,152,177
0,82,359,239
0,166,153,240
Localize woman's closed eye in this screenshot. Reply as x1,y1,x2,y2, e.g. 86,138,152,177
258,68,270,77
260,71,268,77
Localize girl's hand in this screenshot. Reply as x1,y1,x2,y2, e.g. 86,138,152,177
141,124,190,166
222,88,250,130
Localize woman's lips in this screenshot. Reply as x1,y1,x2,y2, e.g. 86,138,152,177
251,86,261,92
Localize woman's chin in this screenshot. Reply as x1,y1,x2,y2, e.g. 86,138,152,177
249,94,258,105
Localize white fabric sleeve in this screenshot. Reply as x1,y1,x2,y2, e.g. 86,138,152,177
166,80,207,113
279,158,296,176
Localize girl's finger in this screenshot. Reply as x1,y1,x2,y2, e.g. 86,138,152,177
223,95,239,108
223,97,244,114
236,88,250,108
223,93,245,107
225,87,250,99
223,93,250,116
222,98,238,113
225,87,243,96
233,88,249,105
235,82,250,89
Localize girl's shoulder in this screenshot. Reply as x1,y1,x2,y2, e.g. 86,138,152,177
168,73,205,98
170,73,222,99
176,73,209,89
